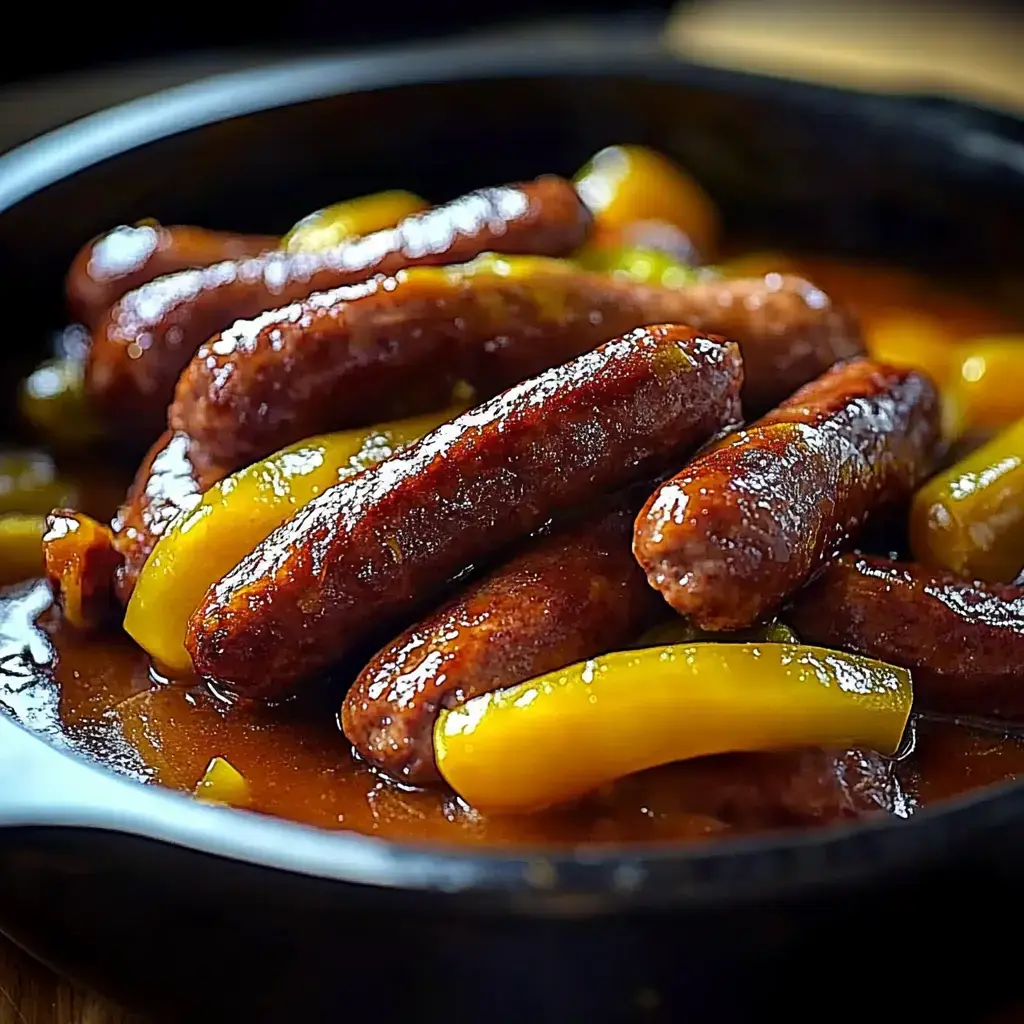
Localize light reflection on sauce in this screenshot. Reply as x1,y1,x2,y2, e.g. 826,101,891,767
2,580,1024,847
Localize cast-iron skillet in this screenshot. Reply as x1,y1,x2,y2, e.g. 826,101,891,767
1,31,1024,1023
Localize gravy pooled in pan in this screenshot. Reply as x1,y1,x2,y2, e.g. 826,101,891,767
3,143,1024,843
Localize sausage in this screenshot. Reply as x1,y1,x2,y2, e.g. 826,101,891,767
66,224,277,327
651,273,863,417
171,267,863,472
110,431,223,604
186,324,744,700
788,554,1024,721
622,747,903,829
342,499,664,783
633,358,941,631
85,177,590,437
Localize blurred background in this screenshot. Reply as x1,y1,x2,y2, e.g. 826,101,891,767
1,0,1021,156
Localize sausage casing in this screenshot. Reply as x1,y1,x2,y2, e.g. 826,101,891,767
342,500,663,783
66,224,277,327
171,266,863,471
634,358,941,630
110,431,221,603
86,177,590,436
788,553,1024,721
187,325,744,699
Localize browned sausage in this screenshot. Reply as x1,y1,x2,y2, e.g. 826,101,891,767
652,273,863,418
109,431,223,604
788,553,1024,721
618,747,903,830
85,177,590,437
187,325,744,700
342,499,664,783
66,224,277,327
171,268,862,472
633,358,941,631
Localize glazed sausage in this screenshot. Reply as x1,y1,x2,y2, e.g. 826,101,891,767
66,224,277,327
171,268,863,471
187,325,744,700
634,358,941,630
110,431,223,604
788,554,1024,721
86,176,590,437
626,747,903,829
342,499,664,783
652,273,863,417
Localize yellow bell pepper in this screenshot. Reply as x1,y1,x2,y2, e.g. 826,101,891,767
950,337,1024,432
862,311,958,387
574,145,719,259
575,245,707,289
282,190,429,253
909,415,1024,583
435,642,911,814
194,756,251,808
0,513,45,586
125,403,465,673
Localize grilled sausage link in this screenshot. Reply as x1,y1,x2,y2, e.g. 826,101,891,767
789,554,1024,721
110,431,223,604
86,176,590,437
651,273,863,417
634,358,941,630
66,224,277,327
171,268,863,472
187,325,744,700
343,499,664,783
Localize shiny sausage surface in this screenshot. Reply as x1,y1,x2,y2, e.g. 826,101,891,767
86,177,591,437
110,431,222,603
342,500,664,783
789,553,1024,721
657,273,863,417
187,325,744,700
66,224,277,327
171,269,862,472
634,358,941,630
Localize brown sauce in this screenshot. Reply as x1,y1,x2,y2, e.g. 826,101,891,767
4,254,1024,848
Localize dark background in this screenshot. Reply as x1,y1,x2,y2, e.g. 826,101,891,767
1,1,675,86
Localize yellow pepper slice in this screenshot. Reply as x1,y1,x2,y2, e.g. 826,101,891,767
0,513,46,586
18,357,104,451
125,403,464,673
862,311,958,387
574,145,719,259
909,415,1024,582
950,337,1024,432
576,245,708,289
435,643,911,814
194,756,251,808
282,190,428,253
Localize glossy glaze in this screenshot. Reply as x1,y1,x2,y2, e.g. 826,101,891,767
4,579,1024,845
634,359,941,629
85,178,590,438
188,326,743,698
343,498,663,783
790,554,1024,720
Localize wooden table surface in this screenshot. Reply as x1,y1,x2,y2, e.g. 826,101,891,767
3,2,1024,1019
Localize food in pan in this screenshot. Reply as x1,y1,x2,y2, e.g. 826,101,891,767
2,143,1024,844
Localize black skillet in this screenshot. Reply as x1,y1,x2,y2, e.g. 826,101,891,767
1,30,1024,1023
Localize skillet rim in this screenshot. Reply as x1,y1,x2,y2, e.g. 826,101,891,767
1,32,1023,906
